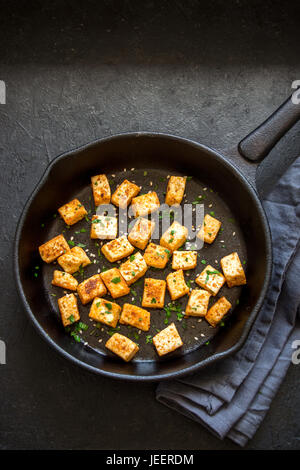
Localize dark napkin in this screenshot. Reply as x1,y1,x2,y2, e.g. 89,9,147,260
157,157,300,446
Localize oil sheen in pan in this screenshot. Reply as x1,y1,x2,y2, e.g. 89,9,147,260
42,168,247,363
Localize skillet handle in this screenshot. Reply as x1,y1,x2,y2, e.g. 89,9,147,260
238,94,300,162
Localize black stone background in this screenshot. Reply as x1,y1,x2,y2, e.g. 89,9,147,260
1,0,300,450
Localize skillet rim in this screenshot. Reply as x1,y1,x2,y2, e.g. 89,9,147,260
13,131,272,381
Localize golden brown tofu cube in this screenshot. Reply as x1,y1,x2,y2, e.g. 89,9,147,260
153,323,183,356
120,303,150,331
160,221,188,252
57,246,91,274
101,235,134,263
143,243,171,269
51,270,78,291
77,274,107,305
90,215,118,240
205,296,232,327
89,298,121,328
119,252,148,285
39,234,70,263
142,278,166,308
105,333,139,362
195,265,225,296
91,174,111,206
100,268,130,299
166,269,189,301
111,179,141,209
197,214,221,244
58,293,80,327
172,250,197,270
58,198,87,226
165,176,187,206
185,289,211,317
131,191,160,217
220,252,247,287
128,217,155,250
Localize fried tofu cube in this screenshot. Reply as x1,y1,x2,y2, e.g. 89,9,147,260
119,252,148,285
165,176,187,206
160,221,188,252
185,289,211,317
131,191,160,217
166,269,189,301
142,278,166,308
77,274,107,305
120,303,150,331
196,265,225,296
153,323,183,356
105,333,139,362
172,250,197,270
58,293,80,327
101,235,134,262
57,246,91,274
39,234,70,263
51,270,78,291
91,174,111,206
89,298,121,328
220,252,247,287
143,243,171,269
197,214,221,244
128,217,155,250
90,215,118,240
205,296,232,327
58,198,87,226
111,179,141,209
100,268,130,299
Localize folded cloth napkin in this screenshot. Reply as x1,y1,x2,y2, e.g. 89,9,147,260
157,156,300,446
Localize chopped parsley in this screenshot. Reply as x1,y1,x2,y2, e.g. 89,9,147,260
146,335,153,344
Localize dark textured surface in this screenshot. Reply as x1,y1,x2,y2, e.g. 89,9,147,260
1,0,300,449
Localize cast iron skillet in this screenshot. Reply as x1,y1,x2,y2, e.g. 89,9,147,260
14,95,300,381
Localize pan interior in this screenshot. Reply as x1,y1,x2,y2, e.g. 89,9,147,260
43,167,246,362
16,134,269,379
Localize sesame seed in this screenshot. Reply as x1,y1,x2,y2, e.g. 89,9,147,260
200,333,205,337
131,167,135,171
194,337,199,340
203,187,207,191
98,339,103,343
233,232,236,236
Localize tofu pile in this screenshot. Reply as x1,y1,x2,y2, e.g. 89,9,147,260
38,173,247,362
